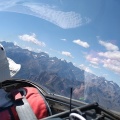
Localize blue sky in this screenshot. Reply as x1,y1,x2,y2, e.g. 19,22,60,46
0,0,120,85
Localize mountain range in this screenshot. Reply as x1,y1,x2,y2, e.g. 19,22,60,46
1,41,120,111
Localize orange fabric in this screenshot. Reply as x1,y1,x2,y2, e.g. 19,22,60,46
24,87,48,119
0,87,48,120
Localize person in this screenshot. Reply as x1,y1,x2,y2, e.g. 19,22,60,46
0,43,21,82
0,44,48,119
0,43,21,109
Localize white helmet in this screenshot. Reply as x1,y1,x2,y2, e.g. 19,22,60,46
0,44,21,82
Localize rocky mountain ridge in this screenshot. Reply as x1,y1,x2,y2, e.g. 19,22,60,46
2,41,84,82
1,41,120,111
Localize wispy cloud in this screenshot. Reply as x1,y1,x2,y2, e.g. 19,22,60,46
0,1,91,29
73,39,90,48
99,40,119,51
24,3,91,29
62,51,73,58
0,0,19,10
18,33,46,47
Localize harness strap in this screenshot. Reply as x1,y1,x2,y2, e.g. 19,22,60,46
11,90,38,120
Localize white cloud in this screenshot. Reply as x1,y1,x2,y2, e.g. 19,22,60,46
73,39,89,48
62,51,73,58
98,51,120,60
0,1,91,29
61,38,67,41
96,39,120,74
99,40,119,51
84,40,120,75
102,59,120,74
98,50,120,74
18,33,46,47
13,41,18,46
79,64,93,73
86,54,99,65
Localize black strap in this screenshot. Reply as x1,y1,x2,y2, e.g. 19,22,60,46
12,91,38,120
